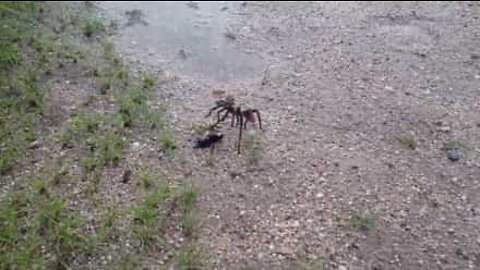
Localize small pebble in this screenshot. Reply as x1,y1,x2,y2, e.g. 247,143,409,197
447,148,462,162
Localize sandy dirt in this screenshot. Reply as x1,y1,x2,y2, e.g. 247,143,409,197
99,1,480,269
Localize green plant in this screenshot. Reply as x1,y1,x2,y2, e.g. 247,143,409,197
82,17,105,37
190,122,211,135
100,207,118,233
349,211,381,231
62,113,101,146
102,41,116,60
139,168,155,190
145,106,166,129
296,258,324,270
175,184,197,214
159,127,177,152
244,134,263,165
81,129,124,171
442,140,470,152
176,245,205,270
141,73,156,90
181,211,199,238
395,133,418,150
0,188,94,269
132,182,171,246
97,129,124,164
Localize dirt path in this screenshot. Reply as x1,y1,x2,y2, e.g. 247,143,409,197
102,2,480,269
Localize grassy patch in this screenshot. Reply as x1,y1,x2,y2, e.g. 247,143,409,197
296,258,324,270
139,168,155,190
81,128,125,171
176,245,205,270
349,211,381,231
244,134,263,165
131,181,171,247
142,73,156,90
175,184,199,238
190,122,212,135
159,126,177,152
0,187,95,269
395,133,418,150
442,140,471,152
82,16,105,37
62,113,101,146
145,106,166,129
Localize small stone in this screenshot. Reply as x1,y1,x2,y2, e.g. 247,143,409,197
338,266,348,270
132,141,141,149
28,140,40,149
448,227,455,234
438,126,450,132
316,193,324,198
277,247,295,257
447,149,462,162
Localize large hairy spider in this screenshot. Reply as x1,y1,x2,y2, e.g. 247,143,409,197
205,95,262,154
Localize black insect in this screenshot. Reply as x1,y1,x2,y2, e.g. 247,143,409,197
193,132,224,150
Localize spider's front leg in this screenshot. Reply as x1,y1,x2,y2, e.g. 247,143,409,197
216,107,228,122
213,108,229,127
205,105,222,118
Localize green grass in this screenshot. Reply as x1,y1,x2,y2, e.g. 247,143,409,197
296,258,324,270
349,211,381,231
82,17,105,37
0,1,93,173
139,168,155,190
142,73,156,90
159,127,177,152
176,245,205,270
81,128,125,171
0,187,95,269
131,181,171,247
442,140,470,152
190,122,212,135
395,133,418,150
244,134,263,165
62,113,101,146
102,41,116,60
175,184,199,239
0,2,188,268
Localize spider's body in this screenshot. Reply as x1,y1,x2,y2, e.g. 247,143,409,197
205,95,262,154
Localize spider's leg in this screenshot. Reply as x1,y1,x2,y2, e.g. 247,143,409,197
237,112,243,154
216,107,228,122
205,104,223,118
243,111,248,130
210,142,215,155
235,110,241,127
252,109,262,130
213,109,229,126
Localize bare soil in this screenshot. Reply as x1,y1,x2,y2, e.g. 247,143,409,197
30,1,480,269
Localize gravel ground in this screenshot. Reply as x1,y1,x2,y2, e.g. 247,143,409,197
100,1,480,269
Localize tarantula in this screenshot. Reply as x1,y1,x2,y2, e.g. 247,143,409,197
205,95,262,154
